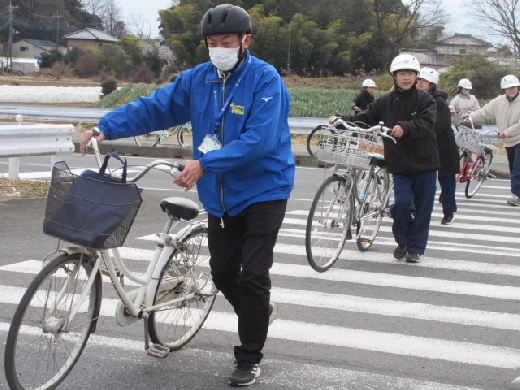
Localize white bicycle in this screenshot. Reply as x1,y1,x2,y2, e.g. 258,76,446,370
4,133,216,390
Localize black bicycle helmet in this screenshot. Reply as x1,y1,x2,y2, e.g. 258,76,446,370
201,4,252,37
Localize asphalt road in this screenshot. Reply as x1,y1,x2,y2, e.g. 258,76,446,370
0,154,519,390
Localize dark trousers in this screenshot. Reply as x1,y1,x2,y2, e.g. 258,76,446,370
506,144,520,197
392,171,436,255
438,174,457,215
208,199,287,364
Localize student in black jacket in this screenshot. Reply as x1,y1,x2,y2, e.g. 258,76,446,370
351,79,376,112
417,67,459,225
329,54,439,263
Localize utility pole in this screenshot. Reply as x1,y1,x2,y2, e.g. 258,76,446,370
7,0,18,75
287,24,292,77
8,0,13,75
55,11,62,45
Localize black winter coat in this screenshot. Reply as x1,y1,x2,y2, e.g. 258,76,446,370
350,90,374,112
431,88,460,177
341,87,440,175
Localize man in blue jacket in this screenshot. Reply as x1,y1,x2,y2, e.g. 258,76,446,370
80,4,295,386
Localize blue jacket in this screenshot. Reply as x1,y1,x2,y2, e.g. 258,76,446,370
98,51,295,217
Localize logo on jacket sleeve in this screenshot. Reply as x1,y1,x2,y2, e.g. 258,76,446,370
230,103,245,115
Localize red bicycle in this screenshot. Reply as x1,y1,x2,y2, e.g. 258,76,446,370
455,118,498,198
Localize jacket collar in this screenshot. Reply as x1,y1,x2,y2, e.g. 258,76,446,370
205,50,250,83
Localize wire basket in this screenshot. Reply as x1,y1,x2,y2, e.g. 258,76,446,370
455,126,486,155
43,161,142,249
316,130,383,169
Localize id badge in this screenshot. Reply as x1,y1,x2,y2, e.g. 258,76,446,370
198,134,222,154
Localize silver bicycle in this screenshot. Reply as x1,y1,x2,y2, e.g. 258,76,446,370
4,134,216,390
306,120,395,272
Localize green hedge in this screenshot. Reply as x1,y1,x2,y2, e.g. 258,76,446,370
87,83,495,124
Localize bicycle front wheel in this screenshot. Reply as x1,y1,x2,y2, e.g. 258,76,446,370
306,125,335,156
177,123,193,148
465,156,488,198
357,167,390,252
148,225,216,351
5,253,102,390
306,175,353,272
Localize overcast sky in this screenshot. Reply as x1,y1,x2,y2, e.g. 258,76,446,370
119,1,494,44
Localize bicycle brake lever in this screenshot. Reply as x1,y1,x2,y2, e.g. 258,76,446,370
171,164,185,178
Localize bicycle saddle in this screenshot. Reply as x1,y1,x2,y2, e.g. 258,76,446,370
160,197,200,220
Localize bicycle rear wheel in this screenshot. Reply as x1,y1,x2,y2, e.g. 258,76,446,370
5,253,102,390
465,155,489,198
306,175,353,272
356,167,390,251
177,123,193,148
306,125,335,156
148,225,216,351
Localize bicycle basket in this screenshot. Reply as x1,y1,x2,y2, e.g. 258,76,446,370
455,126,485,155
316,130,383,169
43,161,142,249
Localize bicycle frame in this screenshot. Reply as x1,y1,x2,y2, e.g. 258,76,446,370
60,137,209,324
458,150,480,183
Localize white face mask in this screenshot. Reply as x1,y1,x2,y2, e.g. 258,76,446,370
208,36,246,71
208,46,240,71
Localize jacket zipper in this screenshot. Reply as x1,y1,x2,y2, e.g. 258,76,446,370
219,76,228,223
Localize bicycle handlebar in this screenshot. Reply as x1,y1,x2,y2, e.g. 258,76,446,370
332,118,397,143
458,115,497,136
87,135,185,182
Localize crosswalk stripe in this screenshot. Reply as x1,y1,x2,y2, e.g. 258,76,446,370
4,281,520,332
282,217,520,239
3,255,520,302
0,321,485,390
2,302,520,369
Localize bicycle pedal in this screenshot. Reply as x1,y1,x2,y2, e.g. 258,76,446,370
147,344,170,359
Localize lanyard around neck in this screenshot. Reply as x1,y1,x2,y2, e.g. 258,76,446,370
213,55,251,134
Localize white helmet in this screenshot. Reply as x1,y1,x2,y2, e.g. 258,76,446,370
362,79,377,87
500,74,520,89
418,67,439,84
389,54,420,74
458,78,472,89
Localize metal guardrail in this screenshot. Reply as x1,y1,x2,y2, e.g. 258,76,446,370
0,105,327,134
0,106,501,138
0,123,75,179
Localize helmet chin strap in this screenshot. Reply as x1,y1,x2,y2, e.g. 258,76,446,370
229,34,247,73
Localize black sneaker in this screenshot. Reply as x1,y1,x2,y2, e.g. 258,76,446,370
393,245,407,260
268,302,278,326
441,213,455,225
406,252,424,263
228,360,261,386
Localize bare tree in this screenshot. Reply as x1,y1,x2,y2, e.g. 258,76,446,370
363,0,446,65
81,0,106,17
128,14,152,39
467,0,520,53
102,0,125,37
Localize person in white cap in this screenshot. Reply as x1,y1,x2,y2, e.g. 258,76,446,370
465,75,520,206
417,67,459,225
350,79,377,112
449,78,480,124
330,54,439,264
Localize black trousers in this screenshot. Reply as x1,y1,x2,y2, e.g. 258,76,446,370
208,199,287,364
